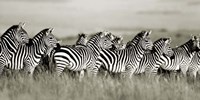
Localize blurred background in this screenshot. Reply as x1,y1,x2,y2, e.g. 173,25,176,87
0,0,200,46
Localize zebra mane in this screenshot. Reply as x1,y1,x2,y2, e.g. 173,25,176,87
78,33,86,38
126,31,148,48
32,29,48,40
177,39,193,51
26,28,49,47
178,38,195,48
176,38,199,57
150,38,166,54
86,32,102,45
55,43,61,51
26,38,33,46
1,25,18,40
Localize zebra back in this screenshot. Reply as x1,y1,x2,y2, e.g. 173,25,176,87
160,36,200,76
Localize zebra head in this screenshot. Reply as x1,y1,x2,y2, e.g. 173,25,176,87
43,28,58,48
163,38,174,57
152,37,174,57
140,37,153,51
15,22,29,44
76,33,88,45
112,36,123,44
191,35,200,52
126,30,152,48
99,31,114,49
110,36,126,50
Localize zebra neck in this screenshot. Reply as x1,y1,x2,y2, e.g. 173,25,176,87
151,47,164,58
131,44,146,58
86,37,101,58
152,52,162,60
32,40,48,56
181,45,194,58
1,37,18,53
87,44,101,59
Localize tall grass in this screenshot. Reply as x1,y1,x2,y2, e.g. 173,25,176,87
0,73,200,100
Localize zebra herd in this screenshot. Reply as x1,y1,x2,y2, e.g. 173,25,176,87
1,23,200,81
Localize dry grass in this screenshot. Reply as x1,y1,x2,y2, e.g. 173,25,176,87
0,73,200,100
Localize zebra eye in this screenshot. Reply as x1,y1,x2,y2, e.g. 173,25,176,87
49,37,53,39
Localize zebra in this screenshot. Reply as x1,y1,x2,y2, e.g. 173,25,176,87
42,32,123,76
187,49,200,80
109,36,126,50
53,32,114,79
75,33,88,46
133,38,174,76
93,30,153,78
6,28,58,76
35,33,89,75
125,30,152,48
159,36,200,77
0,22,29,75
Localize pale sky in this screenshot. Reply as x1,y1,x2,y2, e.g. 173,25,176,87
0,0,200,37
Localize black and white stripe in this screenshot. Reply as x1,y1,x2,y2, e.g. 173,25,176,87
7,28,58,75
0,23,29,75
134,38,174,76
54,32,114,79
93,31,153,78
159,36,200,76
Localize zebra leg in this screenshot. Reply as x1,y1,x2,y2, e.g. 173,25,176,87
123,65,135,79
79,70,84,81
28,66,37,76
180,65,189,77
56,64,67,76
192,71,197,80
0,60,7,76
104,70,108,78
197,70,200,79
0,66,4,75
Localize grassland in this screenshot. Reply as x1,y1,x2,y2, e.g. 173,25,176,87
0,73,200,100
1,0,200,100
1,31,200,100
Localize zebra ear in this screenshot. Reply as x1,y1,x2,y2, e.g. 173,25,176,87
110,34,115,41
78,33,81,37
165,39,170,44
47,28,54,35
49,28,54,33
18,22,26,28
99,32,104,38
104,31,109,36
191,35,197,41
143,30,151,38
119,36,123,41
168,37,172,43
58,40,62,44
17,22,25,31
146,30,152,37
84,33,88,38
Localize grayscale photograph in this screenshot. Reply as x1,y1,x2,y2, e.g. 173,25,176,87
0,0,200,100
